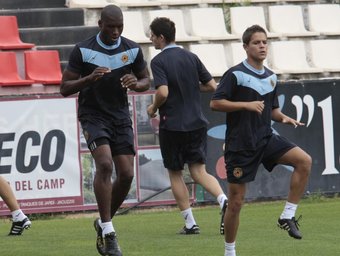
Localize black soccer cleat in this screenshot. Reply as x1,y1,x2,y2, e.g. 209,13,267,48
178,224,200,235
93,218,105,255
104,232,123,256
220,199,228,235
277,215,302,239
8,217,31,236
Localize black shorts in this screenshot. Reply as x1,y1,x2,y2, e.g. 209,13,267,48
80,116,135,156
225,134,296,184
159,127,207,171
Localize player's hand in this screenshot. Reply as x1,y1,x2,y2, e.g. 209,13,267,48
121,74,138,90
147,104,157,118
89,67,110,82
282,117,305,128
247,101,265,114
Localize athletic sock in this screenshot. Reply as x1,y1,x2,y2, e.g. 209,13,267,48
100,221,115,237
217,194,228,209
11,209,26,222
225,241,236,256
181,208,196,229
280,201,298,219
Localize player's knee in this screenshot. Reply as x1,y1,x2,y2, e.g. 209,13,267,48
301,153,312,170
97,160,114,174
305,153,312,169
295,152,312,176
119,170,134,185
190,170,207,183
228,199,243,214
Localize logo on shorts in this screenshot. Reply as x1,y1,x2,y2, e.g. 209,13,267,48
121,54,129,63
233,167,243,179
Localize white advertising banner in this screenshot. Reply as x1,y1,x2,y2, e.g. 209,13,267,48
0,97,83,214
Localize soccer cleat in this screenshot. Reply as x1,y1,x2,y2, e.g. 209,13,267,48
277,215,302,239
178,224,200,235
220,199,228,235
93,218,105,255
104,232,123,256
8,217,31,236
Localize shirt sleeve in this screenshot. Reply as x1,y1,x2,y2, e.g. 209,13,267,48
151,58,168,89
131,46,147,74
212,70,237,100
66,45,83,74
195,55,213,84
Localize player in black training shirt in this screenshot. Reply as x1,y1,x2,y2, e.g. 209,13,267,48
210,25,311,256
147,17,228,236
60,5,150,256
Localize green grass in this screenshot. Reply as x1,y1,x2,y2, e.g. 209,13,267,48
0,197,339,255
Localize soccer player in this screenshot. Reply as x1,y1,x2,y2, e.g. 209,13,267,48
210,25,312,256
60,5,150,256
0,176,31,235
147,17,228,235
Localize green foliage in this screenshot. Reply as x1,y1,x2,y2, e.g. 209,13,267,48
221,0,252,30
0,198,339,255
82,153,94,191
303,189,327,203
81,154,96,204
303,190,340,204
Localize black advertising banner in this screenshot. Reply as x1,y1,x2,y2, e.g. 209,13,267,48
1,79,338,215
203,79,340,201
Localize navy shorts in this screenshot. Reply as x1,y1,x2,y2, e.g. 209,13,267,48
159,127,207,171
80,116,135,156
225,134,296,184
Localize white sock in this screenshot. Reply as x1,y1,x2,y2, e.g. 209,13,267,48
181,208,196,228
225,241,236,256
100,221,115,237
280,201,298,219
217,194,228,209
11,209,26,222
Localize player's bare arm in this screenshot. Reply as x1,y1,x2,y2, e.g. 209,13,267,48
210,99,264,113
147,85,168,118
200,79,217,92
121,67,150,92
60,67,110,97
271,108,305,127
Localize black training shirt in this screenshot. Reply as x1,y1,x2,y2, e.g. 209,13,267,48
67,34,147,124
151,45,212,131
212,60,279,151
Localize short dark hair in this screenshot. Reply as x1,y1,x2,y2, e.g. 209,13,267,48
149,17,176,43
242,25,267,45
100,4,122,21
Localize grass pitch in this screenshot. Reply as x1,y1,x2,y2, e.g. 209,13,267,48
0,197,339,256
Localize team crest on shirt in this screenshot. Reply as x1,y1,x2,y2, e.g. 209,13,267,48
270,79,276,88
233,167,243,179
121,54,129,63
